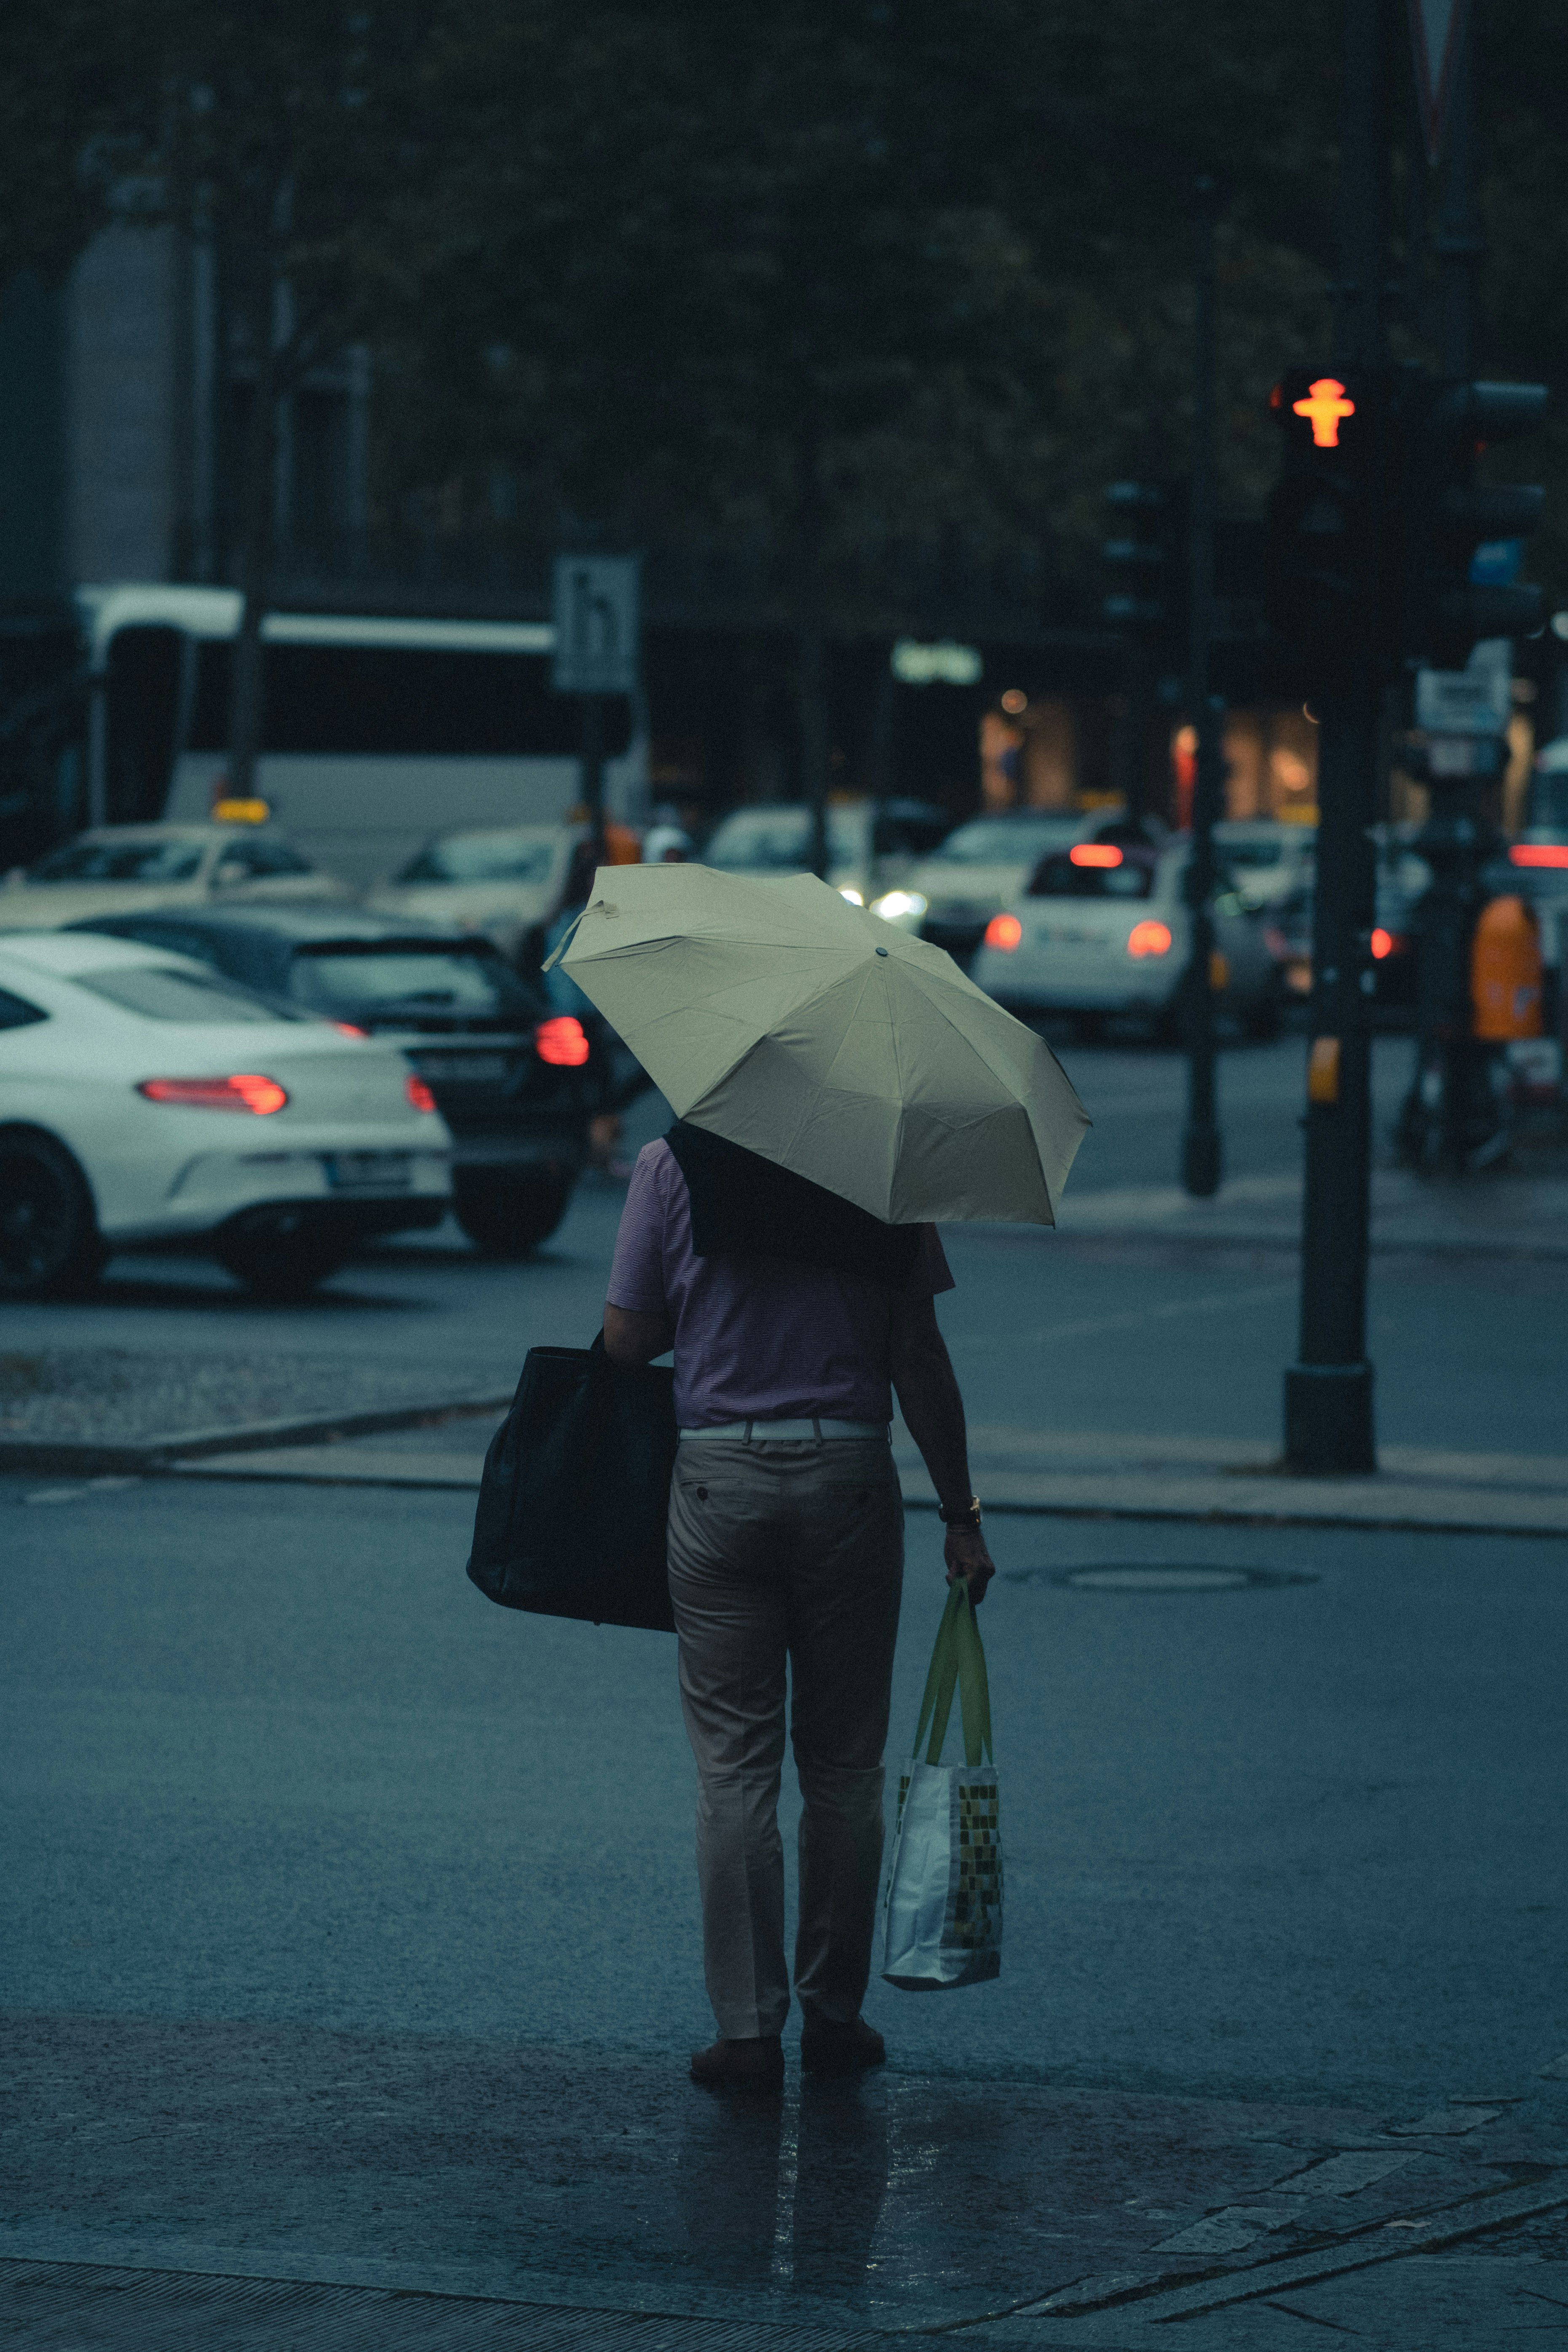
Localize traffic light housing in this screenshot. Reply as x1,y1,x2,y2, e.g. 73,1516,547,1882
1400,378,1547,668
1265,365,1399,687
1265,364,1549,685
1102,479,1188,664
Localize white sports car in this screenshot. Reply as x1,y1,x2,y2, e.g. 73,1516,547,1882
0,932,451,1298
969,835,1281,1040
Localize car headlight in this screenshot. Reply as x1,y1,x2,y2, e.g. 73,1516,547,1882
870,890,928,923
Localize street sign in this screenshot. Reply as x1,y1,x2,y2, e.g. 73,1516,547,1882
1415,636,1512,736
551,556,640,695
1408,0,1470,165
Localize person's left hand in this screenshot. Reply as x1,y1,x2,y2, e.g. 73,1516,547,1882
944,1523,995,1606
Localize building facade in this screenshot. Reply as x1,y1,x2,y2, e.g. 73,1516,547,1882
0,221,367,606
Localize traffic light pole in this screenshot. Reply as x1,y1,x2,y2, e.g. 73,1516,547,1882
1288,680,1381,1468
1181,177,1224,1198
1282,0,1389,1475
1398,0,1493,1169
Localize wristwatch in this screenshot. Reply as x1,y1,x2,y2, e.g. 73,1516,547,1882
938,1494,983,1530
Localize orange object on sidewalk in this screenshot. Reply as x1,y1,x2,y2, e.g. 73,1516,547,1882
1307,1036,1341,1104
1471,894,1543,1040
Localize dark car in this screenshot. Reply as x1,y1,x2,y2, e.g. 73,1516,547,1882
67,906,597,1254
1262,867,1424,1017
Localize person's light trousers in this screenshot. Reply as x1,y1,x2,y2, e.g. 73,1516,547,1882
666,1435,904,2039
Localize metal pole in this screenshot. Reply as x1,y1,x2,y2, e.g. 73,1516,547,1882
1282,0,1389,1474
581,693,606,864
1403,0,1492,1168
1181,177,1223,1196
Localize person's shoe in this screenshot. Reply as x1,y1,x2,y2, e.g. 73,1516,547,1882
689,2035,784,2092
800,2016,886,2077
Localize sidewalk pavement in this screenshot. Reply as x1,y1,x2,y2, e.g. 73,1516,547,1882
4,2010,1567,2349
162,1413,1568,1537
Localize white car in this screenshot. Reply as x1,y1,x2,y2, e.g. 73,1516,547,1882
0,822,348,934
1212,819,1316,912
364,823,583,965
884,810,1121,959
702,799,953,909
0,933,451,1299
969,835,1280,1040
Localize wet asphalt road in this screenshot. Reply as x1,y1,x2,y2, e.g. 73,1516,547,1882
6,1470,1565,2101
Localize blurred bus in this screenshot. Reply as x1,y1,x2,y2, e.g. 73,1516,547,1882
77,586,646,890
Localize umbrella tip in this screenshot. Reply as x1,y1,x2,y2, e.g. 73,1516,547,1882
875,945,888,956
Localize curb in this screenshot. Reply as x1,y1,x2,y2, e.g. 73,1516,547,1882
908,1495,1568,1539
0,1394,511,1480
148,1456,1568,1536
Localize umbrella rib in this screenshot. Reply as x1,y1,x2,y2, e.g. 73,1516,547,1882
899,961,1090,1124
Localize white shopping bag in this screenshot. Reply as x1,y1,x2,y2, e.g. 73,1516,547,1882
880,1582,1002,1991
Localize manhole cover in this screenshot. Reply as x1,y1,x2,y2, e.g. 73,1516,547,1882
1017,1565,1319,1593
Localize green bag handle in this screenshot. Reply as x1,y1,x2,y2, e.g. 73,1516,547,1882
910,1581,993,1767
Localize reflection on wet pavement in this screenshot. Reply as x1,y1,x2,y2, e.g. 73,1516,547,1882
13,2010,1560,2337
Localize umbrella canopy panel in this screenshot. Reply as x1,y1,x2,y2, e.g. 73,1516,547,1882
557,864,1090,1225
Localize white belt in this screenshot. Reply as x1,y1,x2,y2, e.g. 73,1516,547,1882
679,1418,888,1442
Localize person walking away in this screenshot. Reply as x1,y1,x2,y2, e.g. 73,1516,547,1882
603,1121,994,2089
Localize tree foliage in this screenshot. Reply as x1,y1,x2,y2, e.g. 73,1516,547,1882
5,0,1564,619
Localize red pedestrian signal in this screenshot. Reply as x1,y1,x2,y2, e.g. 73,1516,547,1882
1292,377,1356,448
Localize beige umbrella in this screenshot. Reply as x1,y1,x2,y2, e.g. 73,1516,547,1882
551,862,1090,1224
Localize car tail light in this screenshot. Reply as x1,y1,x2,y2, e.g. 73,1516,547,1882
138,1074,288,1114
984,913,1022,951
405,1074,438,1113
1510,843,1568,869
534,1015,591,1067
1370,926,1407,960
1070,842,1123,868
1127,920,1173,958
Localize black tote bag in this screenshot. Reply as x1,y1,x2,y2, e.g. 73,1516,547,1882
465,1335,678,1632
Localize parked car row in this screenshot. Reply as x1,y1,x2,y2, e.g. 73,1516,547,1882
0,803,1327,1301
72,904,598,1257
0,931,450,1301
0,908,602,1299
